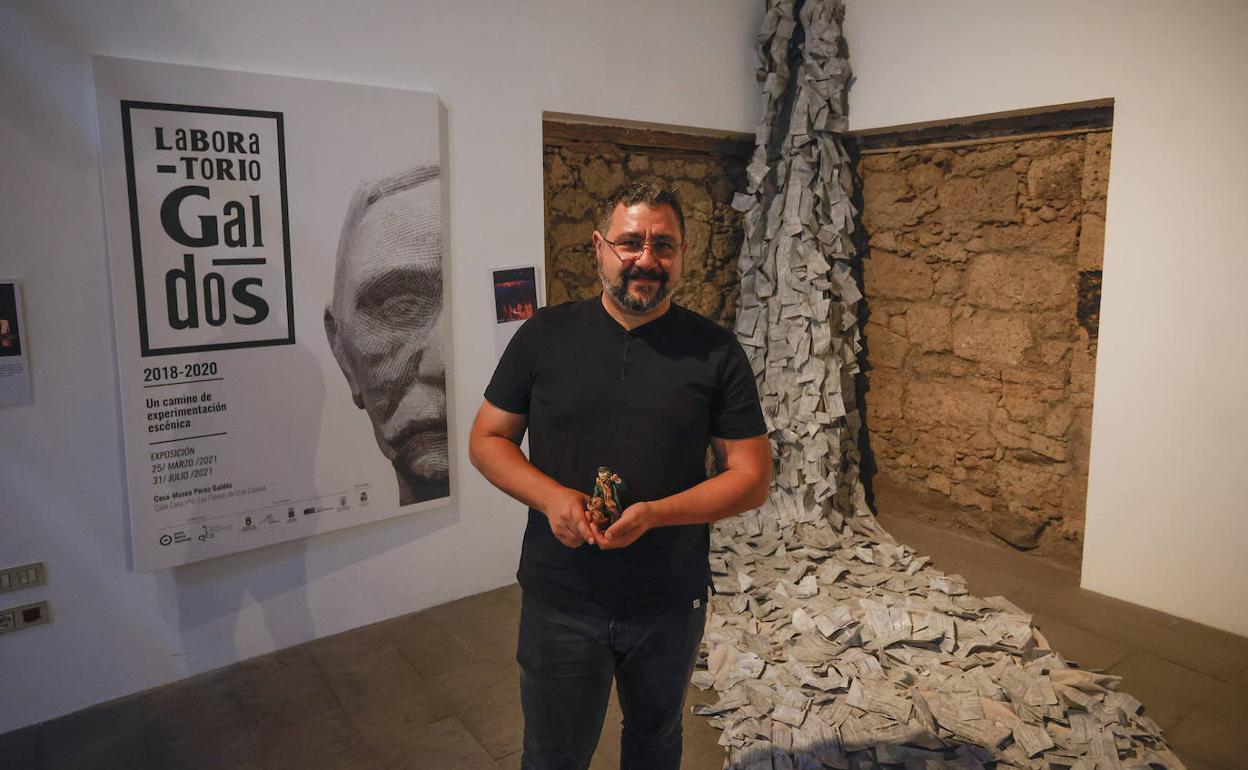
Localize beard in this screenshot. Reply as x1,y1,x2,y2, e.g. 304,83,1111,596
602,265,671,314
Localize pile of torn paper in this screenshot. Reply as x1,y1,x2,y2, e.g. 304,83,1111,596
704,1,1184,767
694,509,1184,769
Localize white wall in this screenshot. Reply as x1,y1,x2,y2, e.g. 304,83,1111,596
0,0,761,732
845,0,1248,636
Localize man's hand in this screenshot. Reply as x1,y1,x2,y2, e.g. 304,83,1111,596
599,501,655,550
542,486,595,548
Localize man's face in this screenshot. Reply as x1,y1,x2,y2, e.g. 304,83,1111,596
593,203,685,315
325,178,448,498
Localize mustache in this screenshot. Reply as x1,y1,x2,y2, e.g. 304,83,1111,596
623,267,667,281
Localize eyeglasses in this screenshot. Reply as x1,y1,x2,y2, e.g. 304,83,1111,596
600,236,684,263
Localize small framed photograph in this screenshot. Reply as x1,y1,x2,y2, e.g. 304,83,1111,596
0,280,32,406
491,265,543,355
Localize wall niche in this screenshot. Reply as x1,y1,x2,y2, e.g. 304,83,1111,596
542,114,752,329
856,100,1112,565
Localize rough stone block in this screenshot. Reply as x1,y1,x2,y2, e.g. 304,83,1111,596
863,250,933,301
927,239,971,263
926,472,952,495
1078,211,1105,271
980,220,1078,257
936,170,1019,224
904,381,998,427
672,179,714,216
550,221,594,253
932,269,962,297
865,371,904,420
1039,341,1072,367
951,313,1033,365
906,163,943,191
865,322,908,369
1043,403,1076,437
1001,365,1066,389
950,143,1017,175
1082,132,1112,201
990,411,1031,449
1001,391,1046,422
989,510,1043,549
869,230,899,252
965,253,1074,311
1028,433,1068,461
1016,137,1058,158
580,157,627,197
997,462,1059,500
546,153,575,189
906,304,952,352
861,172,912,229
549,187,595,220
860,153,897,173
626,155,650,173
951,483,993,511
1027,150,1083,202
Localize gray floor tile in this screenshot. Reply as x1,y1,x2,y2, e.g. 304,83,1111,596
1109,652,1248,733
315,647,450,741
1171,746,1224,770
39,697,148,770
0,724,37,770
1029,611,1134,671
307,613,411,662
228,646,341,734
262,707,374,770
457,677,523,759
394,614,488,679
140,667,234,720
368,715,498,770
495,751,522,770
1166,706,1245,770
144,690,261,770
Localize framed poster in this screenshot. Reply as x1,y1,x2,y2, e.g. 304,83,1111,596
491,264,542,355
93,57,450,570
0,280,32,406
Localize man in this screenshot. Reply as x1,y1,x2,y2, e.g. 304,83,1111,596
469,179,771,769
325,165,450,506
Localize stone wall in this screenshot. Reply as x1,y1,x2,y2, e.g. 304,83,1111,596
860,131,1110,562
543,134,749,328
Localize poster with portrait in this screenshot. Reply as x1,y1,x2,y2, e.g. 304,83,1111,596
492,265,542,356
93,57,450,571
0,280,33,407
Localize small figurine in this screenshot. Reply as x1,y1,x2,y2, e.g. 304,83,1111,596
588,466,626,532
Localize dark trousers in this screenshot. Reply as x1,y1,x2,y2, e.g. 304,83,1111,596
517,593,707,770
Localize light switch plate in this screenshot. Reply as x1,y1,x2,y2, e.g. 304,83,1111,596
0,562,46,594
0,600,50,635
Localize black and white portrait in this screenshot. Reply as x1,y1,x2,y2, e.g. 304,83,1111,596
325,165,450,506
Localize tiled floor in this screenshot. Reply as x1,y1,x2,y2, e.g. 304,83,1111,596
3,513,1245,769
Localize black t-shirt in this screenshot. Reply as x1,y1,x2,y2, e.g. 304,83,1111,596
484,298,766,617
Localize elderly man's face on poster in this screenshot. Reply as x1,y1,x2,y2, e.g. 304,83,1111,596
325,167,449,505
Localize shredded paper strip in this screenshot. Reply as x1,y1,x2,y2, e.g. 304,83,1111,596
697,2,1184,768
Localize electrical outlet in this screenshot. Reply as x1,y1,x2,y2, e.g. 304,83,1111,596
0,562,46,594
0,600,50,635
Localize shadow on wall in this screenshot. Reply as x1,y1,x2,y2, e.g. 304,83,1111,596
151,323,463,674
844,138,880,521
